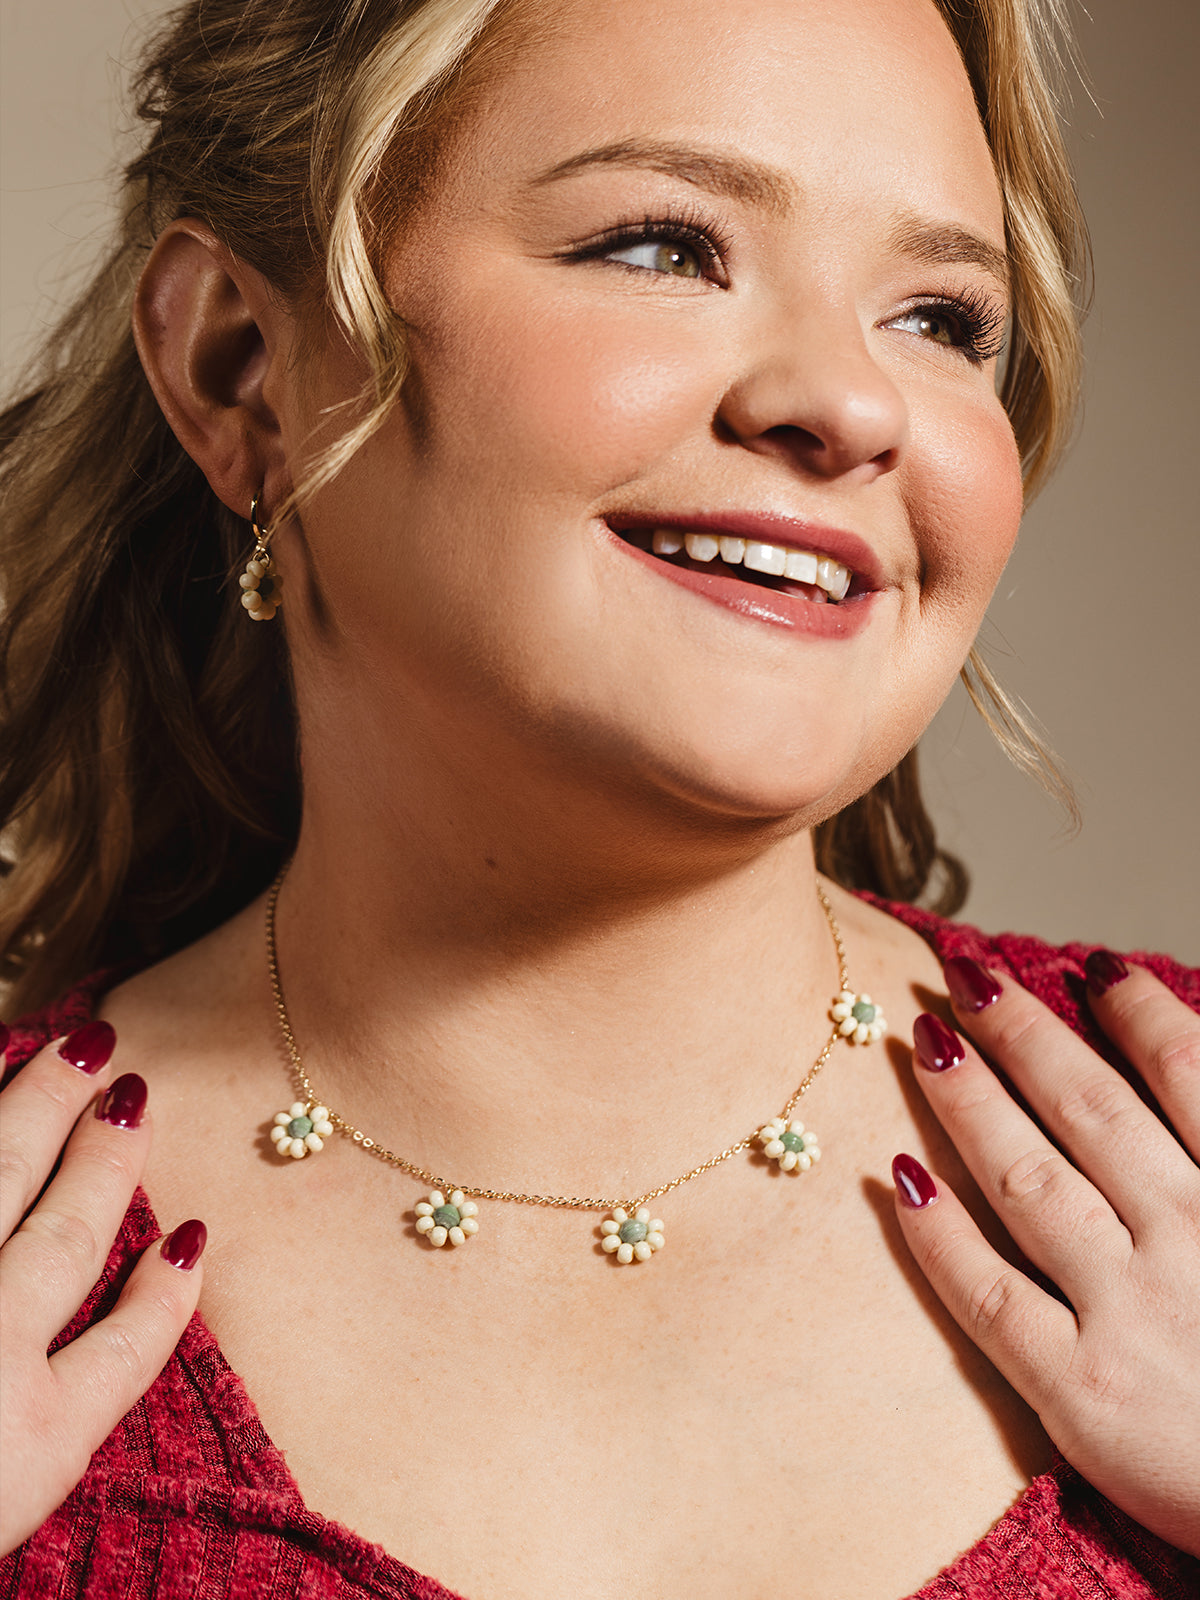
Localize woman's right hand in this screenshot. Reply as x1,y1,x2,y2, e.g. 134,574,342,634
0,1021,205,1557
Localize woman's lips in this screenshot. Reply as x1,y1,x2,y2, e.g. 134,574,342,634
605,519,879,636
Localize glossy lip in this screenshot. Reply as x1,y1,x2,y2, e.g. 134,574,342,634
603,511,885,637
606,510,886,591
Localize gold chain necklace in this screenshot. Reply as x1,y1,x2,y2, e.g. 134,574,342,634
264,866,887,1262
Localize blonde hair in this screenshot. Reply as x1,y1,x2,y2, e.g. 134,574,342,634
0,0,1088,1012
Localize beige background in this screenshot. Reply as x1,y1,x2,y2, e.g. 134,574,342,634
2,0,1197,962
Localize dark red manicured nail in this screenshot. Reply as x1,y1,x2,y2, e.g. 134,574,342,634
1085,949,1129,998
59,1021,116,1075
893,1153,938,1209
0,1022,9,1057
95,1072,147,1129
161,1219,207,1271
944,956,1002,1014
913,1013,966,1072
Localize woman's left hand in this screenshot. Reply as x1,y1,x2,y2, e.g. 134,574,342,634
892,952,1200,1557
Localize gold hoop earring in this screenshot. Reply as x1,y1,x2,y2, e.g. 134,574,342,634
239,493,283,621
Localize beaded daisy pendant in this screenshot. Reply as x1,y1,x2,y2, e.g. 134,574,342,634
415,1190,479,1248
600,1207,665,1263
831,990,887,1044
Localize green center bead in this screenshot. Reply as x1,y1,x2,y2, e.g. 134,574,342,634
851,1000,877,1024
287,1115,313,1138
433,1204,462,1229
618,1219,648,1245
779,1129,805,1153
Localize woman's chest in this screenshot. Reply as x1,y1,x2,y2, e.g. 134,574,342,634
153,1123,1049,1600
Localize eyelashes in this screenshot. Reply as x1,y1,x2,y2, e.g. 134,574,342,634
562,211,1009,363
561,206,733,283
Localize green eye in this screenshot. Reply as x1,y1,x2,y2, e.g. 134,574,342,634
608,240,704,278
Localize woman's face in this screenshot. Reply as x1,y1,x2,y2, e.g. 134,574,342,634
286,0,1021,826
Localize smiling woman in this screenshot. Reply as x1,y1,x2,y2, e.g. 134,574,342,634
0,1,1198,1598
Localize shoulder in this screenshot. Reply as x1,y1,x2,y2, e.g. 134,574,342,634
858,891,1200,1036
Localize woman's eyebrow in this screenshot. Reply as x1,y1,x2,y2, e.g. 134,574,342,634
529,139,797,216
888,213,1011,295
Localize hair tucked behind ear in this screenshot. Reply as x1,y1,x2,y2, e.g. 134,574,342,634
1,0,1088,1012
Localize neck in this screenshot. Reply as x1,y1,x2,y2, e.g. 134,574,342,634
270,674,853,1195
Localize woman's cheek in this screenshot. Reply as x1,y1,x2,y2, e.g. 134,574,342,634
911,391,1024,626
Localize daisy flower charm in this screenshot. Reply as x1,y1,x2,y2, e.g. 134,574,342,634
415,1190,479,1248
757,1117,821,1172
271,1101,333,1158
600,1206,665,1263
831,990,886,1044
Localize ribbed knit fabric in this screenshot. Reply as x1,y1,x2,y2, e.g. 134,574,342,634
3,902,1198,1599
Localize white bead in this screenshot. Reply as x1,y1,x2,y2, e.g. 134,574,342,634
247,558,265,579
612,1208,628,1222
313,1120,333,1137
460,1217,479,1235
780,1151,797,1171
839,1018,856,1036
635,1207,650,1222
649,1220,663,1234
633,1241,652,1261
252,604,275,620
289,1103,306,1117
460,1200,478,1218
430,1191,445,1207
304,1133,324,1152
238,573,256,590
429,1226,448,1247
796,1153,811,1169
241,590,260,610
601,1235,621,1253
288,1139,306,1158
270,1125,287,1142
647,1231,665,1249
448,1226,465,1246
416,1214,435,1233
600,1220,619,1236
617,1243,633,1263
765,1139,785,1158
450,1190,465,1208
415,1202,433,1216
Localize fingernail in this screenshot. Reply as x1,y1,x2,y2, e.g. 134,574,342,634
1085,949,1129,998
944,956,1002,1014
161,1218,207,1271
913,1013,966,1072
95,1072,147,1128
59,1021,116,1075
893,1152,938,1209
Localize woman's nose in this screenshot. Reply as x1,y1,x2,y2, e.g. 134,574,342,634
716,309,909,481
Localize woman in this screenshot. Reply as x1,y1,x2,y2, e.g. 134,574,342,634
1,0,1197,1594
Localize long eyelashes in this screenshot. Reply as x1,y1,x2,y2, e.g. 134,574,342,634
906,283,1008,364
562,208,732,282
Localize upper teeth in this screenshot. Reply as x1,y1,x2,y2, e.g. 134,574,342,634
651,530,852,602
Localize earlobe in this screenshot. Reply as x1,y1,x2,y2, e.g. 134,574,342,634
132,220,291,519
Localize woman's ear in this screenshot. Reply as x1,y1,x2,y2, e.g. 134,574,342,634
132,219,294,519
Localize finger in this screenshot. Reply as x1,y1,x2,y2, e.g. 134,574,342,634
0,1024,119,1241
6,1221,205,1554
943,958,1195,1231
910,1013,1129,1297
891,1153,1077,1418
1,1074,151,1347
1084,952,1200,1156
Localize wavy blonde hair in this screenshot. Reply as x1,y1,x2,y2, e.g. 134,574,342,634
0,0,1088,1012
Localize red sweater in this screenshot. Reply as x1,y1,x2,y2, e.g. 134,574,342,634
3,903,1199,1599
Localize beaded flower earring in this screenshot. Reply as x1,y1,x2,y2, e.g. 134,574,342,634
239,494,283,621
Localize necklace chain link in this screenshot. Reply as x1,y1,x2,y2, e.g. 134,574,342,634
265,868,850,1215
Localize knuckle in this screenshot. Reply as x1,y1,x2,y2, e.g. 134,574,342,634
0,1144,37,1208
1155,1027,1200,1082
996,1146,1068,1208
963,1267,1026,1345
983,1002,1043,1059
1051,1075,1137,1136
92,1317,155,1392
20,1204,105,1273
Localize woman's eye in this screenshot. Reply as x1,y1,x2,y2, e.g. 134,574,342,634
891,308,962,346
606,239,704,278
